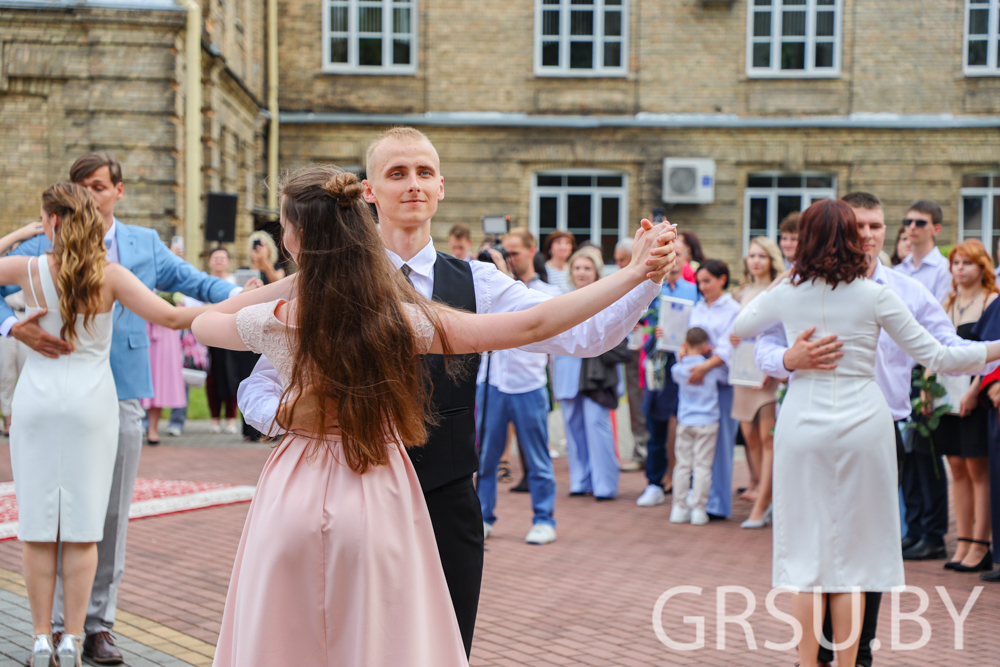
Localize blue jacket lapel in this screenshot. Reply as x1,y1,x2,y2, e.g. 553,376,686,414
114,218,135,268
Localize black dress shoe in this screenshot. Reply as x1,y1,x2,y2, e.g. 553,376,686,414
902,539,947,561
980,569,1000,582
901,534,920,551
953,541,993,573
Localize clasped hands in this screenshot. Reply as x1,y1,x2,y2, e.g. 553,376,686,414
629,219,677,284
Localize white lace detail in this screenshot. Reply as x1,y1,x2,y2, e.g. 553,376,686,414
237,300,296,384
403,304,435,355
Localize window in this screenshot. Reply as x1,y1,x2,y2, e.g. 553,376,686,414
747,0,841,77
965,0,1000,74
531,171,629,265
743,173,836,254
322,0,416,74
959,174,1000,260
535,0,628,77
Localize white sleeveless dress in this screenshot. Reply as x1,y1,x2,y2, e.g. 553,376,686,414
10,255,118,543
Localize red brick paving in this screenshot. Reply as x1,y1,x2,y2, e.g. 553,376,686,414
0,439,996,665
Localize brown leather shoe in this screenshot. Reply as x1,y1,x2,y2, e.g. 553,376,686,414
83,631,123,664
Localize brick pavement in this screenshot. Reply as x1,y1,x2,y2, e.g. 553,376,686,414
0,419,994,666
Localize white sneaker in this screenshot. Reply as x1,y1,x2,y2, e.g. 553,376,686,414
166,426,182,437
483,522,493,539
690,508,710,526
525,523,556,545
224,424,239,435
210,423,221,434
669,505,691,524
636,485,666,507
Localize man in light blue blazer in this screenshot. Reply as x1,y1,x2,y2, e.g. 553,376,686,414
1,152,239,663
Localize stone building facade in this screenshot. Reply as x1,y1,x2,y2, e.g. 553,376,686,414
0,0,269,267
277,0,1000,266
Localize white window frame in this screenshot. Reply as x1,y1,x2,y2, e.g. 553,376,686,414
958,174,1000,253
529,169,630,266
964,0,1000,76
321,0,418,75
742,172,836,255
746,0,842,78
534,0,629,78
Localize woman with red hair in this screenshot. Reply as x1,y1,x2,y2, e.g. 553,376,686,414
732,200,1000,667
931,239,997,572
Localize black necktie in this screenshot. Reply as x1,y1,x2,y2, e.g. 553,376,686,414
400,264,414,287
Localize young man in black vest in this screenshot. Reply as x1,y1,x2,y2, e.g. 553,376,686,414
238,127,676,657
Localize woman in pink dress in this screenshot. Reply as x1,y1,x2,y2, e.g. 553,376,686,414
192,165,672,666
141,316,187,444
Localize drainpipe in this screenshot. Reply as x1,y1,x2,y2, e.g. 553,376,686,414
267,0,279,211
179,0,203,262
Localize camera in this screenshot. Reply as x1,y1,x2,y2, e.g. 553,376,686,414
477,214,511,268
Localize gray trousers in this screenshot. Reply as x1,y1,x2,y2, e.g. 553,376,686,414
624,350,648,463
53,399,144,634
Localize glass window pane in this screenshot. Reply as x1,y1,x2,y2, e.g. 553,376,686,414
570,41,594,68
749,198,769,237
604,41,621,67
568,175,593,186
392,39,410,64
753,11,771,37
970,8,989,35
777,196,802,226
777,175,802,188
963,197,984,235
754,0,772,5
994,196,1000,248
358,6,382,33
543,0,559,4
747,175,773,188
567,194,592,239
539,197,558,233
806,176,833,188
752,42,771,68
330,6,347,32
597,175,623,187
782,10,806,36
537,175,562,187
810,196,830,205
571,0,593,4
330,37,348,63
605,0,621,5
604,11,622,36
358,38,382,66
817,0,834,4
601,197,620,231
543,10,560,36
968,40,988,67
542,41,560,66
393,8,410,33
571,10,594,35
781,42,805,69
782,0,805,4
962,175,990,188
816,11,834,36
815,42,834,68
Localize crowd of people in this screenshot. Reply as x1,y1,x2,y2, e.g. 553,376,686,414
2,126,999,667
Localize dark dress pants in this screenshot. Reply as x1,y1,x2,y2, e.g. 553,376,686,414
988,408,1000,565
900,448,949,546
423,475,484,658
644,415,670,488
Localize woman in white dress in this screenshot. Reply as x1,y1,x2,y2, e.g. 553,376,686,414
732,199,1000,667
5,184,208,667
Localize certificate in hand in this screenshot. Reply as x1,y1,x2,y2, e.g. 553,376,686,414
934,374,973,416
656,296,694,352
729,339,766,388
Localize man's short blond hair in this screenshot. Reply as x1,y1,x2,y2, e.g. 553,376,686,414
503,227,536,249
365,126,438,177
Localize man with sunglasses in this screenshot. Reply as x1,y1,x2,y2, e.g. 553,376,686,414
896,200,951,301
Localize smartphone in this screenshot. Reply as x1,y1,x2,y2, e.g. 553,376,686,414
170,235,185,251
252,239,263,250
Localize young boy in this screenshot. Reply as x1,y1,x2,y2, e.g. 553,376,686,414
669,327,727,526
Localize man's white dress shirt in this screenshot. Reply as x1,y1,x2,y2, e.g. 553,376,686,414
239,238,660,433
895,246,952,303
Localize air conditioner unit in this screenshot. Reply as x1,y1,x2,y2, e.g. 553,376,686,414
662,158,716,204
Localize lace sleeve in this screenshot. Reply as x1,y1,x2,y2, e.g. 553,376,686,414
404,304,436,355
236,300,281,355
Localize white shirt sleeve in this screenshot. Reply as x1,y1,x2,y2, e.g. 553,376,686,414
0,316,18,338
472,260,660,356
754,324,792,380
237,355,285,436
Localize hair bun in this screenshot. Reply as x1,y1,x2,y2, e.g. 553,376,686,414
323,172,364,208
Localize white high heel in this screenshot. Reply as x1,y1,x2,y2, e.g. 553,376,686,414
55,633,81,667
30,634,54,667
740,504,773,529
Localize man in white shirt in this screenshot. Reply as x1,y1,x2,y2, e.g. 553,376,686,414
754,191,987,667
477,229,561,545
237,127,676,656
895,199,952,301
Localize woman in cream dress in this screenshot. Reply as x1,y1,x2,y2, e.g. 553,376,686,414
732,200,1000,667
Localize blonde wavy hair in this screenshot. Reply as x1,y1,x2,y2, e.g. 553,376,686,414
41,183,107,346
740,236,784,288
248,230,279,265
568,246,606,286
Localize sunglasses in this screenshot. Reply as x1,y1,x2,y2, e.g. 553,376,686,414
903,218,930,228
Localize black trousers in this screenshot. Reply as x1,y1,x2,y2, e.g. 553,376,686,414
900,449,949,546
423,475,484,658
988,408,1000,566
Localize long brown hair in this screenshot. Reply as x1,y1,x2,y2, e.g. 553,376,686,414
792,199,869,289
41,183,107,346
277,165,452,473
945,239,1000,311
